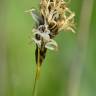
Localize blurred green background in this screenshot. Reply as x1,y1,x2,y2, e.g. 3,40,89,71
0,0,96,96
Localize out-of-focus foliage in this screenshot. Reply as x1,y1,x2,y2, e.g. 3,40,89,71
0,0,96,96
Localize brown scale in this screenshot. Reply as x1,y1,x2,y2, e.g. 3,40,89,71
35,44,47,66
35,25,47,65
48,21,59,38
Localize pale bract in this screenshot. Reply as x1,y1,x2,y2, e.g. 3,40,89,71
32,26,58,50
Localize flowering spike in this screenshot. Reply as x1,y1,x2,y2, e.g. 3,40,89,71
26,0,75,95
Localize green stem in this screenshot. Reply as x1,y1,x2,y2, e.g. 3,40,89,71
32,48,41,96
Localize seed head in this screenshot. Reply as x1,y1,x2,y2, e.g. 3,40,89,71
27,0,75,50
